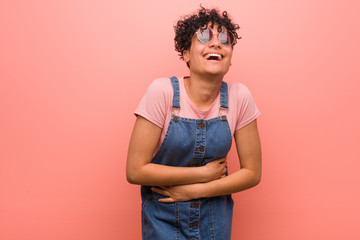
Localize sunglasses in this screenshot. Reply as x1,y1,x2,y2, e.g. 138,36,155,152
196,28,235,46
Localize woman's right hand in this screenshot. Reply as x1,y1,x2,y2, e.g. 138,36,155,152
202,157,227,182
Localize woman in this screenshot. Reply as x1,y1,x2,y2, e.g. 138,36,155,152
127,7,261,240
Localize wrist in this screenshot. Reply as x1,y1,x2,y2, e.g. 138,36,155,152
193,182,207,199
198,165,210,182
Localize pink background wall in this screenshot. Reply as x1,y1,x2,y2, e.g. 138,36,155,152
1,0,359,239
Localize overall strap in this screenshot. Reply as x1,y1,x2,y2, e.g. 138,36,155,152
170,76,180,108
220,81,229,110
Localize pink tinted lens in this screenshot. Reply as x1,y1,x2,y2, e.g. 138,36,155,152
218,30,234,45
197,28,213,43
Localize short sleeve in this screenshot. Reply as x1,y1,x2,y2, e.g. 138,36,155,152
134,78,172,129
234,83,261,130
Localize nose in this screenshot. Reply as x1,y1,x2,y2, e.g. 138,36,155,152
209,33,222,49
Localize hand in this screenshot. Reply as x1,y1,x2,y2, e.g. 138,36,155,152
151,184,202,203
202,157,227,182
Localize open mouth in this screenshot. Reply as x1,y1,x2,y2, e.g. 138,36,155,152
204,53,223,61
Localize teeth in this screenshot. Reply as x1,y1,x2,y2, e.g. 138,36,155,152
205,53,222,60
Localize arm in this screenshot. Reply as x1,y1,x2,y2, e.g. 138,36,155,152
126,116,227,186
152,119,261,202
200,119,262,197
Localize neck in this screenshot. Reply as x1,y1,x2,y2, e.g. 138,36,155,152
184,72,223,111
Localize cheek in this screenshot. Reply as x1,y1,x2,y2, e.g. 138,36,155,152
227,51,233,62
188,49,201,63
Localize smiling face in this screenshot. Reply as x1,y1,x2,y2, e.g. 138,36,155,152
183,23,233,78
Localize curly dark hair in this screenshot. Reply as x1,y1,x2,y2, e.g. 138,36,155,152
174,6,241,65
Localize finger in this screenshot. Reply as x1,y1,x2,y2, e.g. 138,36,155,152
219,159,227,164
151,187,170,196
158,197,175,203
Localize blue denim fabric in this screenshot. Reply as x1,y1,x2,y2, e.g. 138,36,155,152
141,77,234,240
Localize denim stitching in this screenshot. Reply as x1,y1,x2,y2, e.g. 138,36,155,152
152,117,175,160
209,198,214,240
175,203,180,240
223,119,233,153
220,81,229,109
170,76,180,108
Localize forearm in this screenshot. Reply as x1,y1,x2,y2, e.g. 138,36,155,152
127,163,210,186
127,116,225,186
197,168,261,198
151,120,262,203
195,119,263,197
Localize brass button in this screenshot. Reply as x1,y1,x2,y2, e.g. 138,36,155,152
195,146,205,152
189,222,199,227
190,203,199,208
220,115,227,121
173,116,179,122
197,122,206,128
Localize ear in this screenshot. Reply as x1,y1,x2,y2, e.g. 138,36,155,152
183,50,190,63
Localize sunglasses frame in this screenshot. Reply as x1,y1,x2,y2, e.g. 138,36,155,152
195,28,235,46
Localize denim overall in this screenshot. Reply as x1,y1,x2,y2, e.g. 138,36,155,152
141,76,234,240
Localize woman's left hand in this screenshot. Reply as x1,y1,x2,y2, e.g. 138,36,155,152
151,183,203,203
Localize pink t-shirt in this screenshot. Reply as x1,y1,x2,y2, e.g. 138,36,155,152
135,77,260,150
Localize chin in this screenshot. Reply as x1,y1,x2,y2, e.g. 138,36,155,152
203,71,227,78
205,67,229,77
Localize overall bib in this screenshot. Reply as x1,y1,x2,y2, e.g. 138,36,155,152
141,76,234,240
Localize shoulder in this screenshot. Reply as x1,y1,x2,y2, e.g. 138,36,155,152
227,81,260,129
147,77,173,95
140,77,174,103
135,77,174,128
227,81,260,117
228,82,255,102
